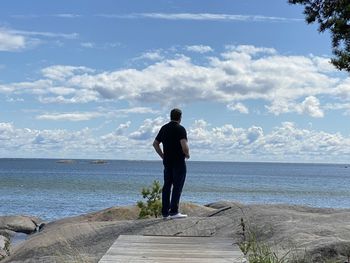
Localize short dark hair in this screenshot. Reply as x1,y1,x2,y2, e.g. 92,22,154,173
170,108,182,121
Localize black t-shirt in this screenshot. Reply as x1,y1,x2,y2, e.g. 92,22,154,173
155,121,187,165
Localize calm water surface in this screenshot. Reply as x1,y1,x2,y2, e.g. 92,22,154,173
0,159,349,220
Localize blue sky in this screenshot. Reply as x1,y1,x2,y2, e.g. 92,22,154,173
1,0,350,163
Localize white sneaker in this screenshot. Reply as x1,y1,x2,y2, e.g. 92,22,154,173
162,216,171,220
169,213,187,219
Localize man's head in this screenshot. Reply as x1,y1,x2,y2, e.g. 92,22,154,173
170,108,182,122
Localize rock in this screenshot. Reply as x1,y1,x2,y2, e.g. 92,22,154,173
0,216,44,234
215,201,350,262
0,230,15,240
84,205,140,221
0,235,7,250
205,200,242,209
180,202,217,216
3,217,159,262
90,160,107,164
56,159,75,164
3,201,350,262
0,235,10,260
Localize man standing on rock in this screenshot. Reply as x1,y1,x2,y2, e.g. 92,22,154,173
153,108,190,219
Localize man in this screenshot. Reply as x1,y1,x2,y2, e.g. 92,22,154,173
153,108,190,219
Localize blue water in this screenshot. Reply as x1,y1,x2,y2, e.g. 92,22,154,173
1,159,350,221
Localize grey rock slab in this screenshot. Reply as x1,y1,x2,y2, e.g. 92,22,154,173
3,201,350,262
0,216,43,234
0,235,9,260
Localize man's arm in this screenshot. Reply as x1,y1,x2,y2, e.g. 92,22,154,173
153,140,164,159
180,139,190,159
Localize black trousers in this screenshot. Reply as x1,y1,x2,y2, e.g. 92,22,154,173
161,162,186,217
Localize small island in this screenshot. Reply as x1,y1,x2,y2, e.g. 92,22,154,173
89,160,108,165
56,160,76,164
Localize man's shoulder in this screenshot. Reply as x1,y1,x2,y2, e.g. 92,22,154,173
162,121,186,132
161,122,172,129
177,123,186,131
176,124,187,139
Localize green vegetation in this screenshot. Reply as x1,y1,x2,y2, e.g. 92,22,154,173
137,180,162,218
238,217,290,263
288,0,350,72
237,216,350,262
237,217,315,263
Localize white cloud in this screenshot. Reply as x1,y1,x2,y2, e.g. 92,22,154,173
137,51,164,61
1,44,349,117
115,107,158,115
9,29,78,39
81,42,95,48
6,97,24,102
0,27,78,52
38,95,97,104
35,107,157,122
0,79,53,95
262,122,347,159
1,120,350,162
129,117,165,140
12,12,303,23
189,120,212,148
297,96,324,118
265,99,291,116
267,96,324,118
247,126,264,143
0,29,26,51
36,112,101,121
80,42,121,49
189,120,350,162
310,56,336,73
324,102,350,116
227,102,249,114
115,121,131,135
47,87,77,96
0,122,15,140
186,45,213,53
332,77,350,100
225,45,276,55
41,65,94,81
11,14,81,19
54,14,81,18
99,13,302,23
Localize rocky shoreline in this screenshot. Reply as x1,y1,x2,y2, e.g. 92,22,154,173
1,201,350,262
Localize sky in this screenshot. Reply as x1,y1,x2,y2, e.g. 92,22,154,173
0,0,350,163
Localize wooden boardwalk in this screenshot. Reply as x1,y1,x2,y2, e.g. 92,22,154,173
98,235,244,263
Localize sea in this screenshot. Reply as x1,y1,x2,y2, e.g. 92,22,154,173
1,158,350,221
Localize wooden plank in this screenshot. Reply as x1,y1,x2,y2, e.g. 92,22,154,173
105,250,238,257
106,246,238,252
100,259,241,262
100,256,240,263
118,235,234,242
99,235,244,263
100,258,237,263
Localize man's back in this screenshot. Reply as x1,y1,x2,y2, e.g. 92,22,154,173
156,121,187,165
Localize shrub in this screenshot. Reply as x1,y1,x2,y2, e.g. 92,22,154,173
137,180,162,218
